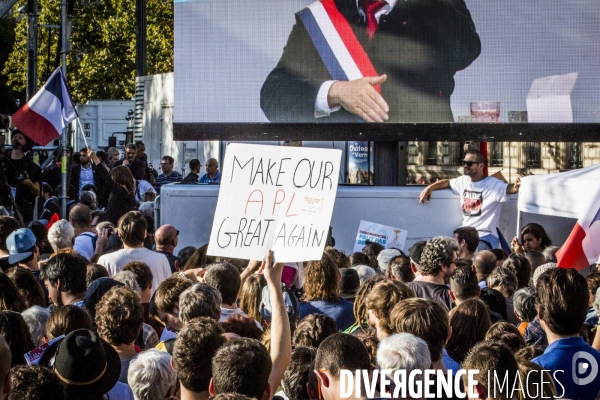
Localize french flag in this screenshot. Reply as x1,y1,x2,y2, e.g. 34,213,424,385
556,188,600,270
11,67,77,146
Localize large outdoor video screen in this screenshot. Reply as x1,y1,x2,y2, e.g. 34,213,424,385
174,0,600,124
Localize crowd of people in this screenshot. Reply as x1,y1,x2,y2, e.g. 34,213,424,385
2,129,221,228
0,132,599,400
0,209,599,400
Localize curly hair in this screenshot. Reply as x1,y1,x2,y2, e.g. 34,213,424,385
303,254,340,302
122,261,154,290
239,274,267,328
348,275,385,333
9,364,66,400
95,286,144,346
366,280,414,335
282,346,317,400
354,333,379,370
324,246,349,269
292,314,337,348
419,236,459,276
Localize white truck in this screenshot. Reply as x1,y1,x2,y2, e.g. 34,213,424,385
158,183,576,257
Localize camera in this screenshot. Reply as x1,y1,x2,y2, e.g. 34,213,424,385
17,172,28,182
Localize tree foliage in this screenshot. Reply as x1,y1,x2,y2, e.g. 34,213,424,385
0,16,21,114
2,0,173,104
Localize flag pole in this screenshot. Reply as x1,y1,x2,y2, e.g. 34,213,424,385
75,118,90,149
60,0,68,219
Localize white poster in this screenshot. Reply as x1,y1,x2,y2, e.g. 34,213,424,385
208,144,342,262
354,220,408,253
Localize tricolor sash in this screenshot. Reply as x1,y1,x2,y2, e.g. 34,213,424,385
297,0,380,93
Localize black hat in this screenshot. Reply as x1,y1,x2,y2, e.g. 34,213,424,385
53,329,121,398
339,268,360,299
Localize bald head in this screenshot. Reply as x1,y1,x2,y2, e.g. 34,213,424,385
155,224,178,250
0,335,11,398
473,250,497,277
205,158,219,178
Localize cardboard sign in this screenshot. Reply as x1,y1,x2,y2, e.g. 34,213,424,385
354,220,408,253
208,144,341,262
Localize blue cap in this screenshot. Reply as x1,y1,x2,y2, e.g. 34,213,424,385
6,228,37,264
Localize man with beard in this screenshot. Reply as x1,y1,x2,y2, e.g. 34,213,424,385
407,236,458,311
70,147,107,205
4,130,41,223
420,149,521,251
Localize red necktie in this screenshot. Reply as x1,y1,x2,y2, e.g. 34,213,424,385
360,0,387,39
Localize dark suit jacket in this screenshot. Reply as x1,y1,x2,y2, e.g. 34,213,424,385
42,163,62,189
260,0,481,122
70,163,108,207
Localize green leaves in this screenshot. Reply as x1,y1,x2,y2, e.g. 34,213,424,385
2,0,173,104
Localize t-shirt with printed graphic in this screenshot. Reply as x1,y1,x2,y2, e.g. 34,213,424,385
449,175,508,238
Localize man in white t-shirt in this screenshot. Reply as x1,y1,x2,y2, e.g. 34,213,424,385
419,150,521,250
98,211,171,294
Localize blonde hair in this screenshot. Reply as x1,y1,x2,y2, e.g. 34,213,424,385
239,274,267,328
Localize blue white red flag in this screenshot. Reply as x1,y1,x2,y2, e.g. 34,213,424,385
556,186,600,270
297,0,381,93
11,67,78,145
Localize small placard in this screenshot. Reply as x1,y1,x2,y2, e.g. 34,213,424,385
354,220,408,253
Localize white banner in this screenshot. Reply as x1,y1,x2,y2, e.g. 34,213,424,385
353,220,408,253
208,144,341,262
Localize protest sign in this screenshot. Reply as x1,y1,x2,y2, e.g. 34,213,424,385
353,220,408,252
208,144,341,262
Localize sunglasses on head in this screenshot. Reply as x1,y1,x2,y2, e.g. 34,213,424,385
461,160,479,167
